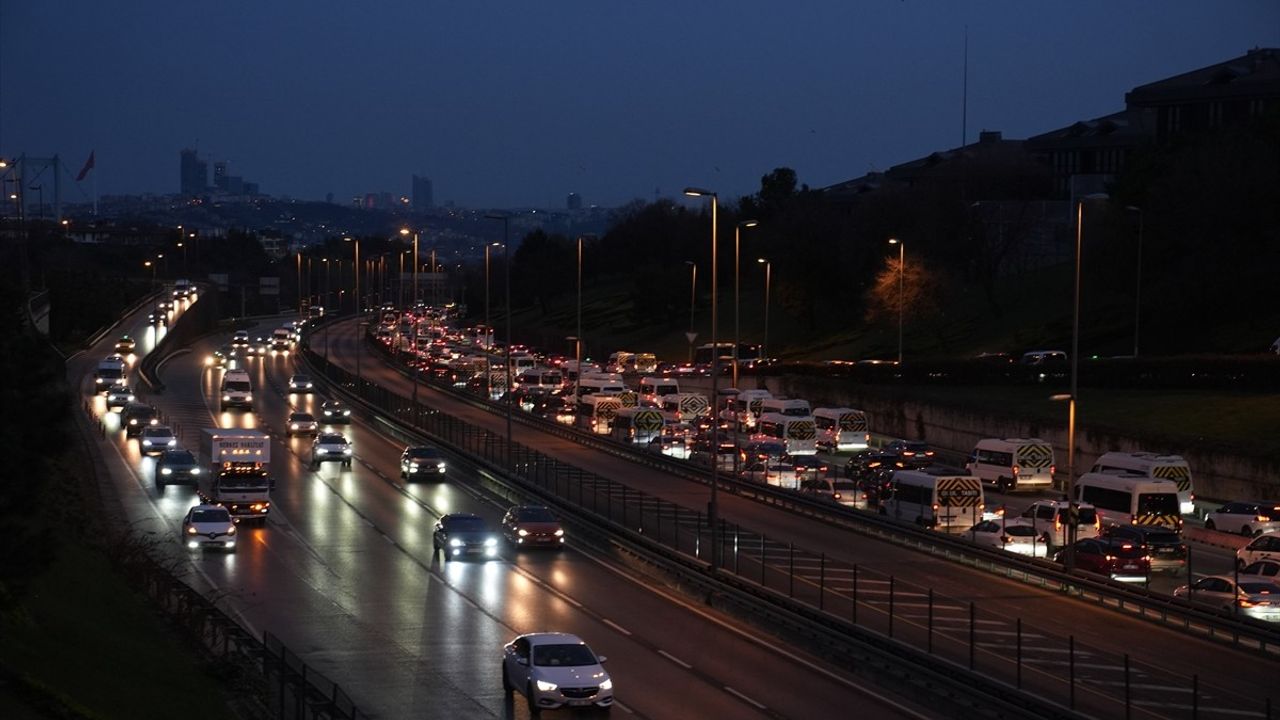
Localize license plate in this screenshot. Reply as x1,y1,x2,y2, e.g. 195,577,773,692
1123,564,1139,570
568,699,593,707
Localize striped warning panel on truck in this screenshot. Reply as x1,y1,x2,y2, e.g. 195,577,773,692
1016,443,1054,469
1152,465,1192,492
936,477,983,506
1132,513,1181,529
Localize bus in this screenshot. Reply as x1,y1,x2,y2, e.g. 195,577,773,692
883,470,985,532
695,342,761,367
1074,472,1183,530
752,413,818,456
577,394,622,435
611,407,666,444
1091,451,1195,515
813,408,870,453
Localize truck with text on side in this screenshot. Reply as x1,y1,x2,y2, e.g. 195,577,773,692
199,428,273,524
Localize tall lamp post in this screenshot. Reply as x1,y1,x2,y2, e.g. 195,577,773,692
575,234,593,400
344,237,359,316
888,238,904,366
733,220,757,389
1056,192,1110,572
485,213,513,468
684,186,721,571
684,260,697,362
484,242,501,349
757,258,771,361
1126,205,1144,358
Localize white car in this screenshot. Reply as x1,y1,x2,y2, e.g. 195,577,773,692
288,374,315,393
139,425,178,455
1239,560,1280,580
287,412,319,437
966,519,1050,557
1205,502,1280,537
182,505,237,551
1174,575,1280,622
105,383,136,410
502,633,614,715
311,432,352,468
1237,533,1280,570
1018,499,1101,549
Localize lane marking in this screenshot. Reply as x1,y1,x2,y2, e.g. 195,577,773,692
657,649,692,669
602,619,632,636
724,686,767,710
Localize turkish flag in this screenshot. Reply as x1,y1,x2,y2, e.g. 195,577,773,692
75,151,95,181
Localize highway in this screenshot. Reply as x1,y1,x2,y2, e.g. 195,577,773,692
71,301,936,719
318,316,1280,719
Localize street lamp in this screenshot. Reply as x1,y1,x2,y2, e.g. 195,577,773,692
484,242,502,349
684,260,697,362
1059,192,1110,572
888,238,904,366
733,220,757,389
575,234,595,398
1125,206,1144,358
757,258,771,361
344,237,359,316
485,213,513,468
684,186,722,571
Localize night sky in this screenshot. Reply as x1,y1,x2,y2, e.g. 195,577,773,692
2,1,1276,208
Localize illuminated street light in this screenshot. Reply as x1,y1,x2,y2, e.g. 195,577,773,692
684,186,722,571
888,238,904,366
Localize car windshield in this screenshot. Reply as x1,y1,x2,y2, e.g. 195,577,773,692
290,413,314,421
515,507,556,522
164,450,195,464
292,375,310,383
1006,526,1038,537
319,435,346,444
408,447,440,459
833,480,858,491
1137,493,1180,516
1142,530,1181,544
532,643,597,667
191,509,231,523
443,516,488,533
145,428,174,438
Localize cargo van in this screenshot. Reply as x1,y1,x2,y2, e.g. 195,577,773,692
723,389,772,430
759,397,812,418
219,370,254,411
965,438,1056,492
611,407,665,444
660,393,709,423
752,413,818,456
1091,451,1195,515
813,408,870,453
577,373,626,397
638,377,680,405
94,356,128,391
576,394,622,435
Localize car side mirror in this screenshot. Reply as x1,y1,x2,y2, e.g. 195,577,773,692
516,657,529,666
596,655,607,664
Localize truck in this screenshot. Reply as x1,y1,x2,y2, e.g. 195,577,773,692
199,428,273,523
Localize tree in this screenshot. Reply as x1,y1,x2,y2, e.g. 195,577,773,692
864,254,938,326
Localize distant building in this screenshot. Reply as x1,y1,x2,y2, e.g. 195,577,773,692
412,175,434,211
567,192,582,210
179,149,208,196
213,161,228,191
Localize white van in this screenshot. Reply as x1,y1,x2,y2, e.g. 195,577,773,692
611,407,665,444
1091,451,1195,515
660,393,709,423
722,389,772,430
1075,471,1183,530
219,370,253,411
759,397,812,418
813,408,870,453
94,356,128,391
965,438,1055,493
577,373,626,397
883,470,985,532
752,413,818,456
638,377,680,405
576,394,622,435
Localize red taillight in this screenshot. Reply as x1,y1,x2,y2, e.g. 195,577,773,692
1054,516,1062,532
1050,465,1056,476
1012,465,1020,475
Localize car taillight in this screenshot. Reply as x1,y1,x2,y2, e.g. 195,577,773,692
1258,515,1272,522
1094,515,1101,531
1012,465,1020,475
1050,464,1056,476
833,493,842,500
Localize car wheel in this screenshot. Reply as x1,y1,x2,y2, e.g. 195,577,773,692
997,477,1011,493
501,664,513,694
526,684,540,716
343,460,352,469
1204,520,1216,531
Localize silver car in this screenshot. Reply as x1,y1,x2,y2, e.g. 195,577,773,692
287,411,319,437
502,633,614,714
311,432,352,468
1174,575,1280,622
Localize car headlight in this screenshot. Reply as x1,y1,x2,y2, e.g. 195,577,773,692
186,526,197,535
484,538,497,547
244,393,252,401
342,410,350,416
409,463,419,471
554,529,564,537
437,462,446,470
190,467,199,475
167,439,176,446
518,529,529,537
536,680,558,692
226,525,237,535
222,394,230,401
129,418,138,425
305,383,312,388
599,678,612,691
291,423,299,429
449,538,463,548
161,467,173,475
142,439,152,445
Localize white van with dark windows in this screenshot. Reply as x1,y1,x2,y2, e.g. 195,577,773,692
882,469,985,532
219,370,254,411
813,408,870,453
638,377,680,405
1075,471,1183,531
1091,451,1195,515
965,438,1055,493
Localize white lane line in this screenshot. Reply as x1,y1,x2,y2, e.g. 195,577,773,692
967,629,1046,638
838,588,928,598
724,686,767,710
1022,659,1127,671
612,700,636,715
657,649,692,669
1086,680,1194,692
898,613,993,622
1131,702,1263,717
602,619,632,636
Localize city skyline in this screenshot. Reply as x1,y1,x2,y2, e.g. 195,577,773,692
1,1,1276,207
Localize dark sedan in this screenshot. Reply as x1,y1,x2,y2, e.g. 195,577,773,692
433,513,499,561
156,448,200,491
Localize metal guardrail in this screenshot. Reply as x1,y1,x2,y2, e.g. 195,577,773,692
303,337,1280,720
358,332,1280,657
